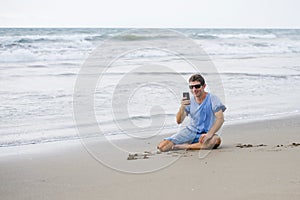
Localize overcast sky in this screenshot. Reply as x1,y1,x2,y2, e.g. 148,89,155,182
0,0,299,28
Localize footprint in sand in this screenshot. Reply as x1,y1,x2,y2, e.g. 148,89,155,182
235,142,300,151
275,142,300,148
236,143,267,148
290,142,300,147
127,151,157,160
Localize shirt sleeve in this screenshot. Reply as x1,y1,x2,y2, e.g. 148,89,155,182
211,94,226,113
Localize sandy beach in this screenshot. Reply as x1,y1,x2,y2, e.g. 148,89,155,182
1,115,300,200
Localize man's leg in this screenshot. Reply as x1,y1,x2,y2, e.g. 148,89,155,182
173,134,221,150
157,140,174,152
190,134,221,150
157,128,200,152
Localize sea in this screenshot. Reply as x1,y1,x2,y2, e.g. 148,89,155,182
1,28,300,148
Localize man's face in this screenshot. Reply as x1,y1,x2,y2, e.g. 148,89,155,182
189,81,205,97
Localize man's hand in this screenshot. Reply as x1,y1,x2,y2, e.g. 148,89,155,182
181,97,190,106
199,133,213,144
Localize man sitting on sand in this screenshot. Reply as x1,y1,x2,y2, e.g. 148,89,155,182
157,74,226,152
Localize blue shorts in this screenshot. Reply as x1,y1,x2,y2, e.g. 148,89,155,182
165,127,206,145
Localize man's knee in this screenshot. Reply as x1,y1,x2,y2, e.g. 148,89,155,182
212,135,221,149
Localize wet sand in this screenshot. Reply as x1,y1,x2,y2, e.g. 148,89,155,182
1,115,300,200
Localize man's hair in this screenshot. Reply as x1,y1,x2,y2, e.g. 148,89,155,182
188,74,205,85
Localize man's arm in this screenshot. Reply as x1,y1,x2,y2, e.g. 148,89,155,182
176,105,186,124
176,98,190,124
200,109,224,143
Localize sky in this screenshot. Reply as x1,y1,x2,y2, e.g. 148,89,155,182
0,0,300,28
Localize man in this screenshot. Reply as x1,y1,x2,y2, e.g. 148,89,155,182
157,74,226,152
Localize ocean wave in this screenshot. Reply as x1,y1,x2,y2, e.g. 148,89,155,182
114,34,155,41
0,113,176,147
98,113,175,125
218,33,277,39
252,43,274,47
192,34,219,39
113,33,175,41
0,48,90,63
84,35,106,41
0,34,96,51
99,71,193,76
55,73,77,77
16,37,64,44
191,33,277,40
1,28,300,64
221,72,300,79
27,64,49,68
0,132,81,147
1,28,300,149
129,113,174,120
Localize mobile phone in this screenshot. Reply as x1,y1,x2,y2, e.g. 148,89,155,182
183,92,190,100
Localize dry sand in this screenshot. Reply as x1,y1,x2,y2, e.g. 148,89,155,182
1,115,300,200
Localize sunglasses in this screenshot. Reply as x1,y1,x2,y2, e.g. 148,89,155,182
189,84,202,89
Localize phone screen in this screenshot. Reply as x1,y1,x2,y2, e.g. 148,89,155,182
183,92,190,100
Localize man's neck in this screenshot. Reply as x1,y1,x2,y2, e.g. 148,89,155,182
195,92,207,104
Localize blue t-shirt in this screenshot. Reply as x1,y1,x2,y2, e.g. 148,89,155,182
184,93,226,133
